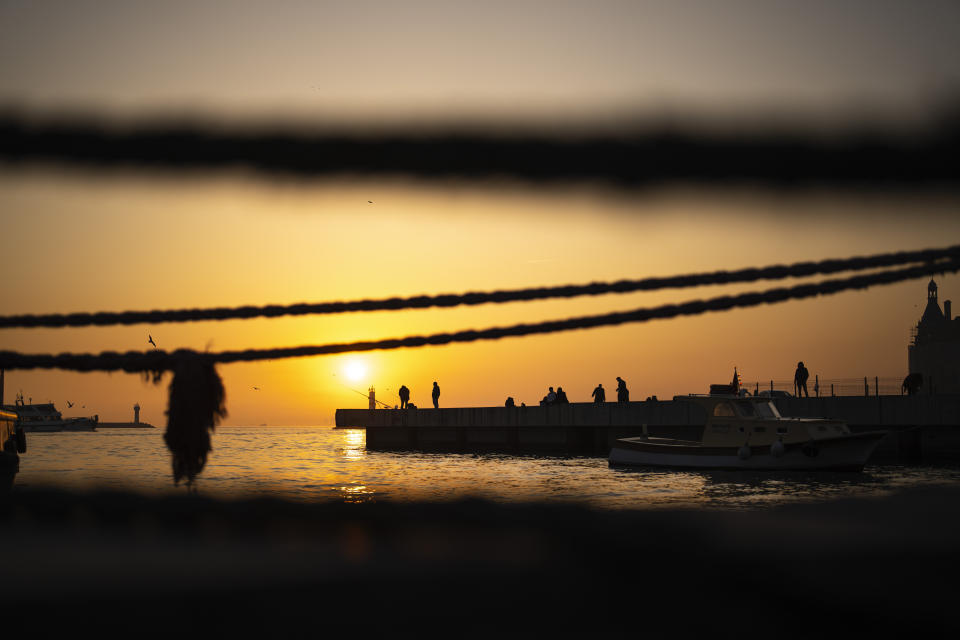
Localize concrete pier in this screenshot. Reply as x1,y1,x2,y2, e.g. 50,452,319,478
335,394,960,462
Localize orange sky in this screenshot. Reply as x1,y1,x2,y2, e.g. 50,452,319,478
2,1,959,425
1,169,958,425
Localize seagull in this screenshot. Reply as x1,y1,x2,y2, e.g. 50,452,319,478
148,335,157,349
253,386,260,391
67,401,74,408
368,200,373,204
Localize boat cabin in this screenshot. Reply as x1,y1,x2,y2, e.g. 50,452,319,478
673,394,851,447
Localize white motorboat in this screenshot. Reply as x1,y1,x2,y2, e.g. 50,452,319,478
2,402,98,432
609,393,887,471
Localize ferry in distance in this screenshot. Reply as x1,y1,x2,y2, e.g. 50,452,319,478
1,400,98,432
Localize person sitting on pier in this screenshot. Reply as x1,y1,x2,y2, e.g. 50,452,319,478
541,387,557,405
432,381,441,409
505,396,516,408
592,383,606,404
399,385,410,409
616,377,629,403
555,387,569,404
794,362,810,398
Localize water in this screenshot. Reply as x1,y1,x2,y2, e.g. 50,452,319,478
14,426,960,509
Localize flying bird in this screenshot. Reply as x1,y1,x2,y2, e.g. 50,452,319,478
367,200,373,204
253,386,260,391
148,335,157,348
66,401,74,408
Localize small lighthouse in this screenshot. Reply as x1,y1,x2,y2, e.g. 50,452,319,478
368,387,376,410
134,403,140,424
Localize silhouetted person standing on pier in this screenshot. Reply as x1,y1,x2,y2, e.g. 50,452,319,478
432,381,440,409
616,377,629,403
399,385,410,409
794,362,809,398
592,384,605,404
902,372,923,396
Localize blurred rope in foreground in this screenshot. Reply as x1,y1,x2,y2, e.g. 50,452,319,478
1,111,958,188
1,244,957,329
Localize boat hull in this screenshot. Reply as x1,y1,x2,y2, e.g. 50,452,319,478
609,431,887,471
19,418,97,432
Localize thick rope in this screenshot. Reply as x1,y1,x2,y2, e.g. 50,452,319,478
1,112,958,187
0,257,955,373
1,245,958,330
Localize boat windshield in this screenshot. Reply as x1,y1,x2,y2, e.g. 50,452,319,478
753,402,781,418
734,400,756,416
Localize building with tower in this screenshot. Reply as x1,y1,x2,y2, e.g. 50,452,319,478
908,279,960,393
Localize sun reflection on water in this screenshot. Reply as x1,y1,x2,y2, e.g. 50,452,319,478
15,426,960,509
337,429,366,462
337,483,375,504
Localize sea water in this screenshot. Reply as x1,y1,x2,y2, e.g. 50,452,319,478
14,426,960,509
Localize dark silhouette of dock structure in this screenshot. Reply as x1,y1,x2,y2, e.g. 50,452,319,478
337,393,960,463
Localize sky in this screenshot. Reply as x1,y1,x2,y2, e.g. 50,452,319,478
1,1,959,425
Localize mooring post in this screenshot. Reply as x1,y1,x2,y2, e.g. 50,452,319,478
864,377,869,397
815,374,820,398
831,383,834,397
875,376,879,399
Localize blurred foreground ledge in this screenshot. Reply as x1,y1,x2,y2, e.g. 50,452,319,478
2,486,960,635
2,110,959,189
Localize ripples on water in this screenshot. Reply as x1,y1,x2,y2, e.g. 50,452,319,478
15,426,960,509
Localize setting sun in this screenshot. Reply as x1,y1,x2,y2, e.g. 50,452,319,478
343,359,368,383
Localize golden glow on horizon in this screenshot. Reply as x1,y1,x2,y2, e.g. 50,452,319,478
1,172,959,426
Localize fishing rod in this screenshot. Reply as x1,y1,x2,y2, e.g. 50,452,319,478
340,381,395,409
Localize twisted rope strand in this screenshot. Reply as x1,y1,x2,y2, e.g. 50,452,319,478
2,245,958,330
1,257,955,373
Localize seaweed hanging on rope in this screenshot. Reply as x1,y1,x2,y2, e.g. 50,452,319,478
162,357,226,487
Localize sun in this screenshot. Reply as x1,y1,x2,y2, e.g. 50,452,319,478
343,358,367,382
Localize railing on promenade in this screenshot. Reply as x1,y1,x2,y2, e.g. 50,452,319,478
743,376,907,398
